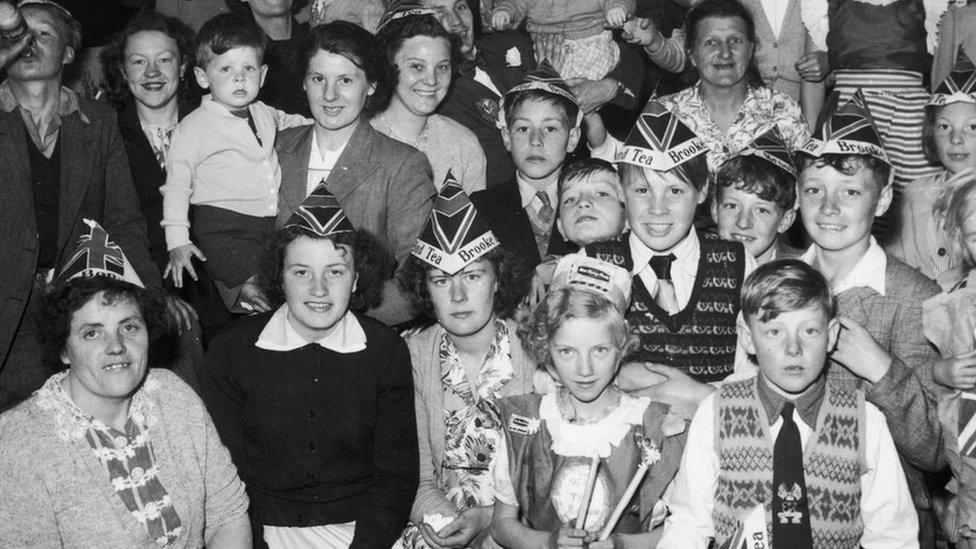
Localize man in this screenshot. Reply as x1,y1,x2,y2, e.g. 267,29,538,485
0,1,167,411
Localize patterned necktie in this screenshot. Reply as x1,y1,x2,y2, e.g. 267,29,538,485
531,191,554,259
649,254,679,315
772,402,813,549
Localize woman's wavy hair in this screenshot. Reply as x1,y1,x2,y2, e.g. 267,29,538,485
684,0,765,89
100,11,197,110
518,287,638,372
259,227,389,311
374,13,463,112
37,276,165,373
301,20,393,119
397,245,531,320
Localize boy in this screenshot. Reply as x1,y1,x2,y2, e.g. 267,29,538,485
556,158,626,248
470,61,581,270
659,259,918,548
712,126,801,264
796,91,945,544
160,13,308,311
586,100,756,385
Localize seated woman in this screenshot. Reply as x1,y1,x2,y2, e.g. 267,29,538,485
373,4,487,194
201,184,419,548
0,221,250,547
396,173,532,548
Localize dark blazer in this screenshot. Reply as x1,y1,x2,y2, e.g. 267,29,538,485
470,178,577,270
438,31,535,188
0,97,161,364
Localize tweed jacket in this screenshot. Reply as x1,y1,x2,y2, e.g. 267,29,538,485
0,96,161,367
887,171,954,280
405,319,537,522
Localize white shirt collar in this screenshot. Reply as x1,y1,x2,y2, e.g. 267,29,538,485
515,172,558,210
800,236,887,296
628,227,701,277
255,304,367,353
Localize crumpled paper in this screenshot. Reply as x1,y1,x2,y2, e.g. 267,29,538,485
923,272,976,357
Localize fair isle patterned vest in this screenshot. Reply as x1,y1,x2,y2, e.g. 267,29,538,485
713,377,866,548
586,232,744,383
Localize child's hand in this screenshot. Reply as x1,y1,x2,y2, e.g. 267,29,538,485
795,51,830,82
492,10,512,30
831,316,892,384
238,275,272,313
164,243,207,288
526,259,559,309
605,6,628,28
551,525,588,548
621,17,663,49
933,349,976,390
422,506,492,548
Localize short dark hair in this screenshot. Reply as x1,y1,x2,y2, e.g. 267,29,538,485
797,154,891,191
503,89,580,129
21,1,81,51
37,276,164,372
374,13,462,112
300,20,392,119
397,246,531,319
684,0,764,88
101,12,196,109
715,154,796,210
558,158,619,201
259,227,389,312
618,156,711,193
196,12,267,67
741,259,836,323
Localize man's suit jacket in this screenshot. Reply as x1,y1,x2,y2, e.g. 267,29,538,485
470,178,577,270
0,97,161,365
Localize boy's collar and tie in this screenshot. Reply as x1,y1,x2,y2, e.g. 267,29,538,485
757,373,826,429
628,228,701,311
800,236,887,296
649,253,680,315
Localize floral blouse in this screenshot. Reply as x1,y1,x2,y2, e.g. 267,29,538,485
657,83,810,171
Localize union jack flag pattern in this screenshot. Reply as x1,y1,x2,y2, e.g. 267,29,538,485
55,219,144,287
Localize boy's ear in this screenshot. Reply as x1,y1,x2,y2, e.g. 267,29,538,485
194,66,211,90
776,208,797,234
500,126,512,152
709,194,720,224
259,64,269,89
61,46,75,66
566,125,581,152
827,316,840,349
696,181,709,205
738,315,757,356
874,181,893,218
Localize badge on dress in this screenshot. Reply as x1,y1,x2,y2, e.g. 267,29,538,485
507,413,540,435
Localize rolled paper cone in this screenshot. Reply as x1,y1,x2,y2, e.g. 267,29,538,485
598,461,650,541
575,452,601,530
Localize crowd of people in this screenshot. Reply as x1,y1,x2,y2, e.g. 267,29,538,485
1,0,976,547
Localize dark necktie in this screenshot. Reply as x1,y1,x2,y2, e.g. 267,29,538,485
772,402,813,548
649,254,679,315
231,108,262,147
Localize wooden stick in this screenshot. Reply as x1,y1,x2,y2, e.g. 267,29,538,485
574,452,601,530
598,461,650,541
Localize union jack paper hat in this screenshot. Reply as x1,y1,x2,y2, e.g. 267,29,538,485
616,100,707,171
928,51,976,106
732,125,796,178
498,60,582,127
55,219,144,287
799,90,891,166
550,255,632,312
377,0,441,31
412,171,499,274
283,181,356,237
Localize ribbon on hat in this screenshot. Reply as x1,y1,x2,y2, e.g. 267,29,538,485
497,59,583,128
733,125,797,178
54,219,144,288
550,255,632,312
283,181,356,237
798,89,891,166
616,100,707,171
928,50,976,107
412,170,499,274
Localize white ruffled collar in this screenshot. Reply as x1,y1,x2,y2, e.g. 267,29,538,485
539,391,650,458
255,305,367,353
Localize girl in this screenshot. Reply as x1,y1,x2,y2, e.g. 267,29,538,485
890,59,976,279
490,255,685,548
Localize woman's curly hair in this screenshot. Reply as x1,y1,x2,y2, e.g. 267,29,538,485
100,11,197,110
518,287,638,372
396,245,531,320
37,276,165,373
259,227,390,311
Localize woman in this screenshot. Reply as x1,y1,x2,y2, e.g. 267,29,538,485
373,6,487,194
0,271,250,546
276,20,436,327
200,185,419,548
396,180,532,548
657,0,809,172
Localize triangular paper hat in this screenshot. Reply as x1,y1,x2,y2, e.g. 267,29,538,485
733,125,796,178
928,51,976,106
550,255,632,312
798,90,891,165
412,170,499,274
55,219,144,287
283,181,356,236
377,0,441,31
498,60,582,127
616,100,707,171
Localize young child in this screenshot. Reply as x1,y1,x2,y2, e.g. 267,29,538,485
470,61,582,271
586,100,756,385
659,259,918,548
712,126,801,265
160,13,309,311
889,56,976,280
489,0,634,81
491,254,685,547
557,158,627,248
796,90,945,543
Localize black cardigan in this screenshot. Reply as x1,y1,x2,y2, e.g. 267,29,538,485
201,312,419,548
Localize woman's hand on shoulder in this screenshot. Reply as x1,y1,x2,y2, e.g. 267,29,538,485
164,243,206,288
